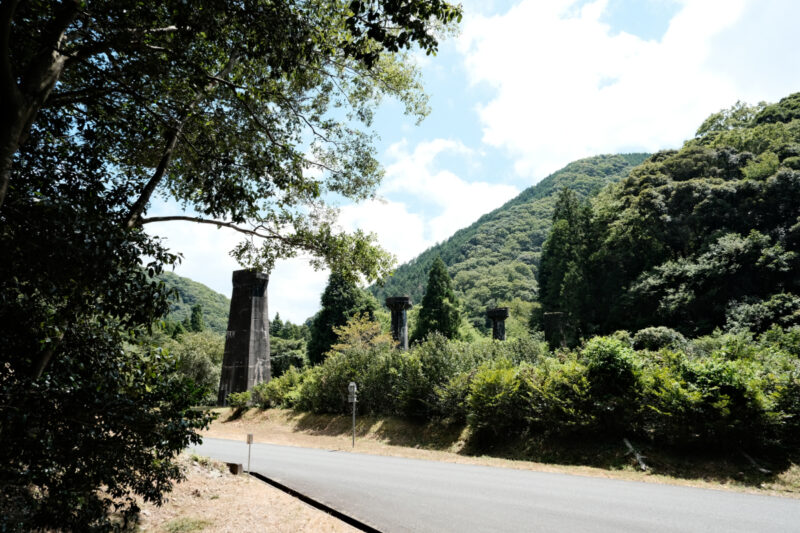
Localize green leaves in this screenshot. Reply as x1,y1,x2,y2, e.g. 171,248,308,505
307,271,379,365
538,92,800,338
413,257,461,342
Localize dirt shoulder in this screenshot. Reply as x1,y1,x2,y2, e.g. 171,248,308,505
203,407,800,499
137,454,358,533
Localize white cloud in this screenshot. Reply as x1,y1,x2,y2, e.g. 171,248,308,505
380,139,519,243
339,198,428,264
145,201,328,324
458,0,800,179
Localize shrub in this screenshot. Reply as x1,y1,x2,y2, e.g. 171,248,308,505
686,329,757,360
633,326,686,351
580,337,641,432
525,357,594,436
432,371,474,423
643,352,768,448
252,366,305,409
467,360,530,440
227,390,251,410
759,325,800,357
581,337,639,396
773,363,800,446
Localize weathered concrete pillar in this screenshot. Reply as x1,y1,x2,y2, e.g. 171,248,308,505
487,307,510,341
385,296,412,350
543,311,567,349
217,270,270,405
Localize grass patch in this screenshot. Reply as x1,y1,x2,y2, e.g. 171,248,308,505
189,453,210,467
164,517,212,532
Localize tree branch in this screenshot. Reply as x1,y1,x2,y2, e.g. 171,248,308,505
0,0,81,211
124,53,240,228
139,215,280,240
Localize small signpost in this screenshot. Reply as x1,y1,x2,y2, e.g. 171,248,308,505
246,433,253,473
348,382,358,448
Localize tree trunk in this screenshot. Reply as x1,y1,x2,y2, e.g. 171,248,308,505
0,0,78,210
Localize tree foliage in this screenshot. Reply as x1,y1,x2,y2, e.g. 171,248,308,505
189,304,205,332
307,271,378,364
159,271,231,335
533,188,594,346
0,0,460,529
536,94,800,339
412,256,461,341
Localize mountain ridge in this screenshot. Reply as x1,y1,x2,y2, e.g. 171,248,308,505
370,153,650,328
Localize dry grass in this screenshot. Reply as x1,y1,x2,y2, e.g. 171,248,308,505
137,454,357,533
203,407,800,499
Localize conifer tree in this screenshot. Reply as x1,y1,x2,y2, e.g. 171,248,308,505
271,313,285,338
307,272,377,364
533,188,593,346
413,257,461,341
190,304,205,332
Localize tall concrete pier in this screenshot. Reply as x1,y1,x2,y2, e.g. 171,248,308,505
487,307,510,341
386,296,412,350
217,270,270,405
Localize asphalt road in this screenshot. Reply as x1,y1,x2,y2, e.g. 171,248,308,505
191,437,800,532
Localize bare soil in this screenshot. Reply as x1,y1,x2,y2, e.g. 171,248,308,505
136,454,357,533
204,407,800,499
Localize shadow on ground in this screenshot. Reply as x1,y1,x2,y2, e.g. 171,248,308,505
287,409,799,492
291,411,466,451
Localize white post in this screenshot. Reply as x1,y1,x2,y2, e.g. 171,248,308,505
348,382,358,448
246,433,253,473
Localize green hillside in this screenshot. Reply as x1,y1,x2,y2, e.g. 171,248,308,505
370,153,650,327
536,93,800,340
159,271,230,334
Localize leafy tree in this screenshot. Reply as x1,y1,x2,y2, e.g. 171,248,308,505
330,313,394,353
307,272,378,364
171,320,186,339
172,332,223,394
413,256,461,341
189,304,205,332
0,0,460,529
542,93,800,337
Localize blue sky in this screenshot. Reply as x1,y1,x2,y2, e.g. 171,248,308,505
149,0,800,323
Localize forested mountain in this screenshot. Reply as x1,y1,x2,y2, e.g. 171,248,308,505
536,93,800,341
370,153,649,327
159,272,230,334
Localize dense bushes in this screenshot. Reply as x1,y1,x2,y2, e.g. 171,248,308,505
252,320,800,452
633,326,686,351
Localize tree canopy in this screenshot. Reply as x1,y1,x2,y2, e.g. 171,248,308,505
0,0,460,528
1,0,460,277
412,256,461,341
536,93,800,341
307,271,378,364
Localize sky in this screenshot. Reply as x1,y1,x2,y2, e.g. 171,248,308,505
147,0,800,324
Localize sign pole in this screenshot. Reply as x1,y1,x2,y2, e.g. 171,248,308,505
348,382,358,448
246,433,253,473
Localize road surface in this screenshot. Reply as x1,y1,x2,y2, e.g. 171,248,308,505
191,437,800,532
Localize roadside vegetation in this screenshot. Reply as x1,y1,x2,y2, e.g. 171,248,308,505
230,318,800,479
226,89,800,487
